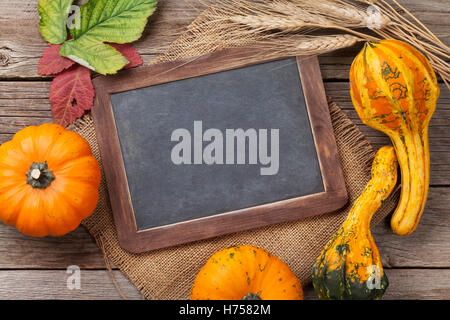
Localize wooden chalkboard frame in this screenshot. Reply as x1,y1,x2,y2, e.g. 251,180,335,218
92,48,348,253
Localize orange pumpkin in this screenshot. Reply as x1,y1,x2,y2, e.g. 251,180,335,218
350,39,440,235
191,245,303,300
0,123,101,237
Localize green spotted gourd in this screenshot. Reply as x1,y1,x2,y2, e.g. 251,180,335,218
312,146,398,299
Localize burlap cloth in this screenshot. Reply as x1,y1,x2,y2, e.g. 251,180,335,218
69,10,399,300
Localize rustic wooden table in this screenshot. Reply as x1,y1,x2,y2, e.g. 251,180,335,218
0,0,448,300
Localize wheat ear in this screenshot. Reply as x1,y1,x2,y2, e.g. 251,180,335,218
253,34,364,56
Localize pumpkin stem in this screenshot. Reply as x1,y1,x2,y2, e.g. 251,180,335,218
242,293,262,300
26,162,55,189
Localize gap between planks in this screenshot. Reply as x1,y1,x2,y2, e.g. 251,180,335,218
0,269,448,300
0,187,449,269
0,0,448,79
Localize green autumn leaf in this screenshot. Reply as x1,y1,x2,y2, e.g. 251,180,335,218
60,37,129,74
60,0,157,75
38,0,74,44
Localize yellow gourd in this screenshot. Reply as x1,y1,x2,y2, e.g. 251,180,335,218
312,146,398,299
350,39,439,235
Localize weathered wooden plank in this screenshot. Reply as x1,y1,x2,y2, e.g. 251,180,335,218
0,82,448,270
0,0,207,79
303,269,450,300
326,82,450,186
0,99,51,117
374,187,450,268
0,270,143,300
2,81,447,104
384,269,450,300
0,0,447,301
0,116,53,133
0,188,448,269
0,269,448,300
339,119,450,186
1,81,447,184
0,0,448,79
0,82,50,99
0,224,105,269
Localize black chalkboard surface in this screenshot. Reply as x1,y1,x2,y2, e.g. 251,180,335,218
92,49,347,253
111,57,323,230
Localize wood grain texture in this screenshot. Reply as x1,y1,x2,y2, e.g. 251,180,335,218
1,81,447,184
0,0,448,79
0,270,142,300
303,269,450,300
374,187,450,268
0,187,447,269
0,0,448,300
0,0,210,79
0,269,448,300
0,80,447,264
328,82,450,186
0,225,105,269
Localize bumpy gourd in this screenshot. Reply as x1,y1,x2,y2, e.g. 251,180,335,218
350,39,439,235
312,146,398,300
191,245,303,300
0,124,101,237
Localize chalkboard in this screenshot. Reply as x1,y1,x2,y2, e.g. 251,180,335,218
92,49,347,253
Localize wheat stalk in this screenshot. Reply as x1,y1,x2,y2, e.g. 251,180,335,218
179,34,365,67
256,34,364,56
228,14,311,33
290,34,363,53
293,0,391,28
194,0,449,87
210,0,390,33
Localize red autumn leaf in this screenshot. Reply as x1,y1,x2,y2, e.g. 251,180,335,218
49,64,94,127
38,44,75,76
109,43,143,69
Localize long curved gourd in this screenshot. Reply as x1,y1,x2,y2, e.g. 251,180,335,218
350,39,439,235
312,146,398,300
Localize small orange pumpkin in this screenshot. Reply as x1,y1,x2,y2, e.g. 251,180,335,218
0,123,101,237
191,245,303,300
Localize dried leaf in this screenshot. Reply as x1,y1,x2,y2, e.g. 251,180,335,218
49,65,94,127
60,37,129,74
109,43,143,69
38,44,76,76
